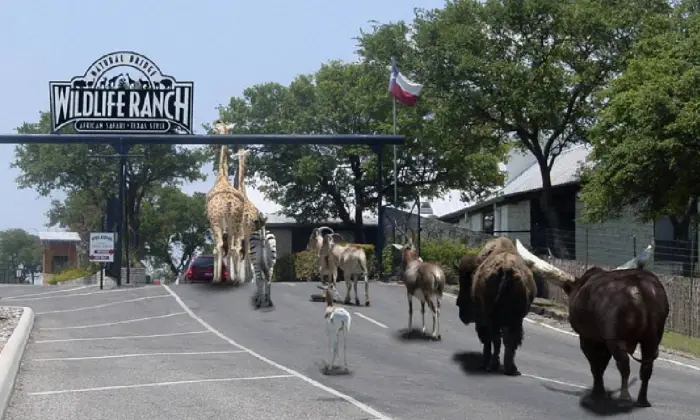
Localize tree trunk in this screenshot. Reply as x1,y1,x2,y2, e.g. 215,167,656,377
670,199,696,277
537,161,570,258
354,205,366,243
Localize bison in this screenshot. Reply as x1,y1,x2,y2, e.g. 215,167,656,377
515,239,668,407
456,236,536,375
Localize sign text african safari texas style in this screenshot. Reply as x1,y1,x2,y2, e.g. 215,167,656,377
49,51,194,134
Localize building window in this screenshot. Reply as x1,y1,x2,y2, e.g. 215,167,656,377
52,255,69,274
483,211,494,234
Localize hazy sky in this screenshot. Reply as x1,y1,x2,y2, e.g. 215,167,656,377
0,0,462,233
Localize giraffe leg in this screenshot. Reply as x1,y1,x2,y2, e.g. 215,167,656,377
211,227,224,283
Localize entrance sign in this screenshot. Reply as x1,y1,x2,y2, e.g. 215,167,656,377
89,232,115,263
49,51,194,134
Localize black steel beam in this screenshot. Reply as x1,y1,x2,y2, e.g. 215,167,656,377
0,133,405,145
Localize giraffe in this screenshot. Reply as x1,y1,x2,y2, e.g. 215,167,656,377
205,121,248,283
231,148,261,284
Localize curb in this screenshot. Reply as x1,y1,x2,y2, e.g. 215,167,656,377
0,307,35,420
529,304,569,322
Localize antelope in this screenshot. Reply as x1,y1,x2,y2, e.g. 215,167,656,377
320,232,371,306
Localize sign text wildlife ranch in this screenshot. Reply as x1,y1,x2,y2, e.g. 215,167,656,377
49,51,194,134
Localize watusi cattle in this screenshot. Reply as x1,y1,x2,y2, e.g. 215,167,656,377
515,239,668,407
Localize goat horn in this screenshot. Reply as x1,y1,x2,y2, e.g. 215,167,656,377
405,227,417,245
331,233,345,241
317,226,334,235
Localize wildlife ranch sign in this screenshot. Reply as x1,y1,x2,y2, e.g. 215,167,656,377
49,51,194,134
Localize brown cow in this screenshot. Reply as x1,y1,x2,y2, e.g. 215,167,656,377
515,239,668,407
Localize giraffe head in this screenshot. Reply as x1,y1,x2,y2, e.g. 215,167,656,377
213,120,236,135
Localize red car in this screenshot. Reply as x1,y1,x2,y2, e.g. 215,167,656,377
181,255,228,283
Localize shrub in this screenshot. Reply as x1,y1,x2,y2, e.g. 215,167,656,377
45,267,96,285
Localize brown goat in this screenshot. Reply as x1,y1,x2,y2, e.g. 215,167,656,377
395,231,445,340
515,239,668,407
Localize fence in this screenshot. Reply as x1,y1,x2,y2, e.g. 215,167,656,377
382,207,700,338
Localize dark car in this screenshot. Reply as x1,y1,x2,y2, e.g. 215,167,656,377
182,255,228,283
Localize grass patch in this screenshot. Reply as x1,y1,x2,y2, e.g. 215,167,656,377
662,331,700,358
45,267,95,285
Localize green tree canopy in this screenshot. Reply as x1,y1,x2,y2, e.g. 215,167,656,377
356,0,670,255
140,186,211,276
580,2,700,239
215,60,506,241
0,229,43,281
13,111,209,261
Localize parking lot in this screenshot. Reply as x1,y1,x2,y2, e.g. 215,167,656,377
1,284,388,420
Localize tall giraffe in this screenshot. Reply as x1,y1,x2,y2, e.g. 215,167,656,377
206,121,248,283
232,148,261,284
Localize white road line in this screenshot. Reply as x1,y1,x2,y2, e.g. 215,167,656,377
35,295,170,314
39,312,187,330
522,373,587,389
35,331,209,343
279,282,296,286
5,287,141,301
354,312,388,329
163,284,394,420
32,350,246,362
27,374,295,396
2,285,92,299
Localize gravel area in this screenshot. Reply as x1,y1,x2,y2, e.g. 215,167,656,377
0,307,24,354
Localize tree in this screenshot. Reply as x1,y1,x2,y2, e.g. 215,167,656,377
140,186,211,276
580,2,699,241
13,111,209,262
356,0,670,256
216,60,506,241
0,229,43,282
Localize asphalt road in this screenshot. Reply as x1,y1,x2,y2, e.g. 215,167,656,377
2,281,700,420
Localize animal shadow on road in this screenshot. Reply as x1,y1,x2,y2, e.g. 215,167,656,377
451,351,496,376
542,378,639,416
395,328,440,342
314,360,353,376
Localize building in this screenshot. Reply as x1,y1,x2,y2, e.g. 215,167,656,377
38,231,81,274
265,213,379,259
438,145,684,270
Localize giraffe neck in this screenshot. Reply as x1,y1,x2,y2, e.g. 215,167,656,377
218,145,229,181
238,149,247,197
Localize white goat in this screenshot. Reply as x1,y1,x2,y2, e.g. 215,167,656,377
307,226,336,285
318,284,351,373
321,233,371,307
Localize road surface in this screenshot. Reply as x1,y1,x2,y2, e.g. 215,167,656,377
2,281,699,420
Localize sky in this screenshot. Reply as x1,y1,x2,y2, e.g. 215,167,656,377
0,0,466,233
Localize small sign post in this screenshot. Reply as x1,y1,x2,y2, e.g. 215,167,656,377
89,232,115,290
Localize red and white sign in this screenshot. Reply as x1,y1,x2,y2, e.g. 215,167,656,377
89,232,115,263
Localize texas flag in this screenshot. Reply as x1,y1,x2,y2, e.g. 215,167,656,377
388,58,424,107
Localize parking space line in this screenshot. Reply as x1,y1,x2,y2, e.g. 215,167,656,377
522,373,587,389
2,285,92,299
7,287,143,301
32,350,246,361
39,312,187,330
35,330,209,343
163,285,394,420
27,374,295,396
354,312,388,329
36,295,171,314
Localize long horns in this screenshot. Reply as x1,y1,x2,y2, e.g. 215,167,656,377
314,226,334,236
514,239,575,289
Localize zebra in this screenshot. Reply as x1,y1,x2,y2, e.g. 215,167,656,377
250,213,277,309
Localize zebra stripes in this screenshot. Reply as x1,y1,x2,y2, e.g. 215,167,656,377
250,225,277,308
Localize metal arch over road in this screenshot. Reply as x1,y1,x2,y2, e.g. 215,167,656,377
0,133,404,146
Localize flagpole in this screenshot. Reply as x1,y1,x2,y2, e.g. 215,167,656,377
392,97,398,207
